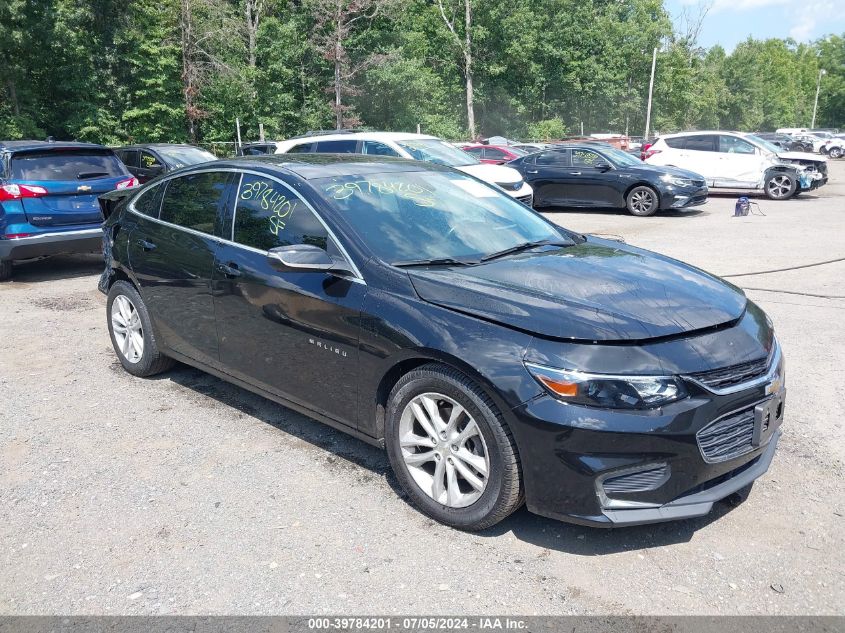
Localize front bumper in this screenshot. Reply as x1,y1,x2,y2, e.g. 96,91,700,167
664,185,709,209
507,183,534,207
510,370,784,528
0,227,102,261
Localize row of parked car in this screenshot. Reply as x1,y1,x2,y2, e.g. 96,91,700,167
0,126,831,280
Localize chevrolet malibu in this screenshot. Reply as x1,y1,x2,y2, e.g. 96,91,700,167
99,155,785,531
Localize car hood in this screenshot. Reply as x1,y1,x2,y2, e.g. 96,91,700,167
626,164,705,181
457,163,523,185
776,151,827,163
407,238,746,342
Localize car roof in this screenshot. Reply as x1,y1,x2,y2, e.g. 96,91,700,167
201,153,454,180
0,140,108,152
658,131,741,138
116,143,204,150
282,131,440,145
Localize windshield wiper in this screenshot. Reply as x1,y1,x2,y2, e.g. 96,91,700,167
480,239,571,262
392,257,476,268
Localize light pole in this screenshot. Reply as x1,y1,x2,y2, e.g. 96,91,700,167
644,47,658,140
811,68,827,129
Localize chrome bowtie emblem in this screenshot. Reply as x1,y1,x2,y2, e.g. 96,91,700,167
77,185,92,192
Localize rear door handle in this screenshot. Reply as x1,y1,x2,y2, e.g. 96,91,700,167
136,239,156,251
216,261,242,278
568,171,582,176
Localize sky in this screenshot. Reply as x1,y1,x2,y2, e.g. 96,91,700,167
665,0,845,51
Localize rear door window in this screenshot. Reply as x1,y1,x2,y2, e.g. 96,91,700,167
117,150,140,168
314,140,358,153
287,143,314,153
132,184,164,218
536,150,569,166
159,171,232,235
232,173,329,251
11,149,127,181
684,135,717,152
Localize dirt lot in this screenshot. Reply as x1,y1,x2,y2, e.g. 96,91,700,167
1,163,844,616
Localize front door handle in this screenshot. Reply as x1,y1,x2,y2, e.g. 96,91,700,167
568,171,582,176
216,261,242,278
137,238,156,251
526,169,538,174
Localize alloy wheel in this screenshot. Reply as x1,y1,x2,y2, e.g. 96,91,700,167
111,294,144,363
398,393,490,508
767,175,793,199
629,188,656,214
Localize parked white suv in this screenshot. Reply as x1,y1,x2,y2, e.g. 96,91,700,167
644,131,828,200
272,132,534,205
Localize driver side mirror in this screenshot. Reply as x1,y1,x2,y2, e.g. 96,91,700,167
594,162,611,172
267,244,354,276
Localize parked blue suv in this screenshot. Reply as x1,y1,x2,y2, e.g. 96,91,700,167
0,140,137,280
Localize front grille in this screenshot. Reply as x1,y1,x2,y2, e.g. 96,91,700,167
516,194,533,206
603,464,669,495
692,179,705,187
697,406,755,463
496,180,522,192
689,356,769,391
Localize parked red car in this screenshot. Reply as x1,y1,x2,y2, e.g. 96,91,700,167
461,144,528,164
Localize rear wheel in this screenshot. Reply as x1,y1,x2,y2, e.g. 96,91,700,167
107,280,175,377
626,185,659,216
385,364,523,531
829,147,842,159
765,172,797,200
0,260,11,282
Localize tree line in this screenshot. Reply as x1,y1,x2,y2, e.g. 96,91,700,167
0,0,843,148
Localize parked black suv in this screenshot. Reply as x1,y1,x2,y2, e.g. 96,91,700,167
114,144,217,183
99,154,784,530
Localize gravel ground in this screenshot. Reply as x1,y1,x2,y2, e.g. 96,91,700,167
1,162,844,616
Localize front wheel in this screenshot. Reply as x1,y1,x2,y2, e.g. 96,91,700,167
385,364,523,531
626,185,659,216
765,173,797,200
829,147,842,159
0,260,11,282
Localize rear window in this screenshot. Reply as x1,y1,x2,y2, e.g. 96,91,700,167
11,149,127,181
314,140,358,153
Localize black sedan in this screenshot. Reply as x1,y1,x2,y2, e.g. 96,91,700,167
98,155,784,530
508,144,708,216
114,144,217,183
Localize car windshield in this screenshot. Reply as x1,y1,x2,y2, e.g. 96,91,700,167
744,135,781,154
601,147,642,166
395,139,479,167
156,146,217,168
312,170,571,264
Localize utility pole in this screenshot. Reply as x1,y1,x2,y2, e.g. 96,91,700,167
812,68,827,128
235,117,242,153
644,47,657,140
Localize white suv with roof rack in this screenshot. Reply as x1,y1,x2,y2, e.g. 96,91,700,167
271,131,534,206
644,131,828,200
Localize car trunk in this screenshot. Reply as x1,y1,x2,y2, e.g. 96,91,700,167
11,148,130,227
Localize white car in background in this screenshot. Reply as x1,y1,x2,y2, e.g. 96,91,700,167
644,131,828,200
272,132,534,206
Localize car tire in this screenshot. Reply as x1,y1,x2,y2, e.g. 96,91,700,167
106,280,175,377
385,363,523,531
829,147,842,159
626,185,659,216
0,260,11,282
764,172,798,200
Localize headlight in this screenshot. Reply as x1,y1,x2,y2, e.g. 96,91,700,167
525,363,687,409
660,174,694,187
